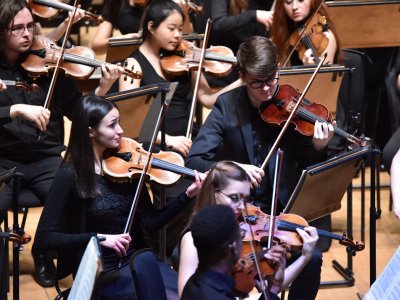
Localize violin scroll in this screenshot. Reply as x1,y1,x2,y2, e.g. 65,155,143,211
339,233,365,256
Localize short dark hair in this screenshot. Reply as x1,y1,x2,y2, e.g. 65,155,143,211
63,95,118,199
0,0,31,48
191,204,240,261
141,0,184,40
236,36,279,77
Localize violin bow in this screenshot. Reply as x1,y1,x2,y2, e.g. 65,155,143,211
282,0,325,67
267,149,284,249
185,18,212,140
42,0,79,112
260,53,327,170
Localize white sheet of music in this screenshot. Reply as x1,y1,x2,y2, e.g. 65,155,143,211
364,246,400,300
68,237,102,300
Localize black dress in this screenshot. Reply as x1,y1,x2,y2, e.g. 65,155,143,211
34,166,193,299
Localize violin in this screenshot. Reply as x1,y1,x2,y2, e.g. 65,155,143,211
233,221,278,295
28,0,103,24
102,137,197,186
260,84,365,146
288,13,329,64
160,40,237,77
2,79,38,92
21,35,142,80
241,204,365,255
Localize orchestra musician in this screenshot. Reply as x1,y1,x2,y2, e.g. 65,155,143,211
119,0,242,258
178,160,318,299
186,36,334,299
34,95,205,299
182,204,285,300
0,0,123,288
270,0,340,66
382,127,400,219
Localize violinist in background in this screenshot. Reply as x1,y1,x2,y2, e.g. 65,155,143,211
186,36,334,299
119,0,242,258
91,0,144,56
178,161,318,299
270,0,340,66
0,0,122,288
34,95,204,299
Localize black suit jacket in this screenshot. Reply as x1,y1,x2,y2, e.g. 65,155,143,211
186,86,326,207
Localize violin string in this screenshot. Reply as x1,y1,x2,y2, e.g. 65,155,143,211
191,48,237,63
277,220,341,240
151,158,195,177
296,107,356,140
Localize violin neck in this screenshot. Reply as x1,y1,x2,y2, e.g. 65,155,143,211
296,106,363,146
63,52,105,69
277,219,343,241
301,33,320,64
151,157,196,178
32,0,74,12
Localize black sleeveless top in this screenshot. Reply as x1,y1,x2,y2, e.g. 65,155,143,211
131,50,193,137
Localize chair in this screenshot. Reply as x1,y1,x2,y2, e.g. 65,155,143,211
130,248,168,300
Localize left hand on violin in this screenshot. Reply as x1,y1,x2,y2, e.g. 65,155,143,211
96,63,124,96
185,170,207,198
312,119,335,151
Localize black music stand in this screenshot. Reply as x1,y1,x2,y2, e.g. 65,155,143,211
0,167,24,300
283,146,372,287
105,82,178,262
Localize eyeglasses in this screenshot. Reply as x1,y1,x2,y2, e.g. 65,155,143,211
248,77,279,89
9,23,36,35
217,190,251,206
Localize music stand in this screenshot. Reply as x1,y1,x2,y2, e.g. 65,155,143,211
67,237,103,300
283,146,371,287
105,83,178,139
326,0,400,48
0,167,23,300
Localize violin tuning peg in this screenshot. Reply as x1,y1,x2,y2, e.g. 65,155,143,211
124,61,128,67
124,75,127,81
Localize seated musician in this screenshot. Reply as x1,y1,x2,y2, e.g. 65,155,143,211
34,95,205,299
119,0,242,261
185,36,334,299
178,161,319,299
0,0,125,288
270,0,340,66
181,204,285,300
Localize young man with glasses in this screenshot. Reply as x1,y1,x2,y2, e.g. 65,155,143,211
186,36,334,299
0,0,121,289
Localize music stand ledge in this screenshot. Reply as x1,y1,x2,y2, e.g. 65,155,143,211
284,146,371,288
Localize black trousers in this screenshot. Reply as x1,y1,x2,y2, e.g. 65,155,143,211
0,156,62,225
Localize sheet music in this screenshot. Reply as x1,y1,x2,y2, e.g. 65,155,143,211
364,247,400,300
68,237,102,300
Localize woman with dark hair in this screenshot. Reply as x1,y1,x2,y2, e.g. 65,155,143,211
34,95,204,299
270,0,340,66
178,161,319,299
0,0,122,288
119,0,242,157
